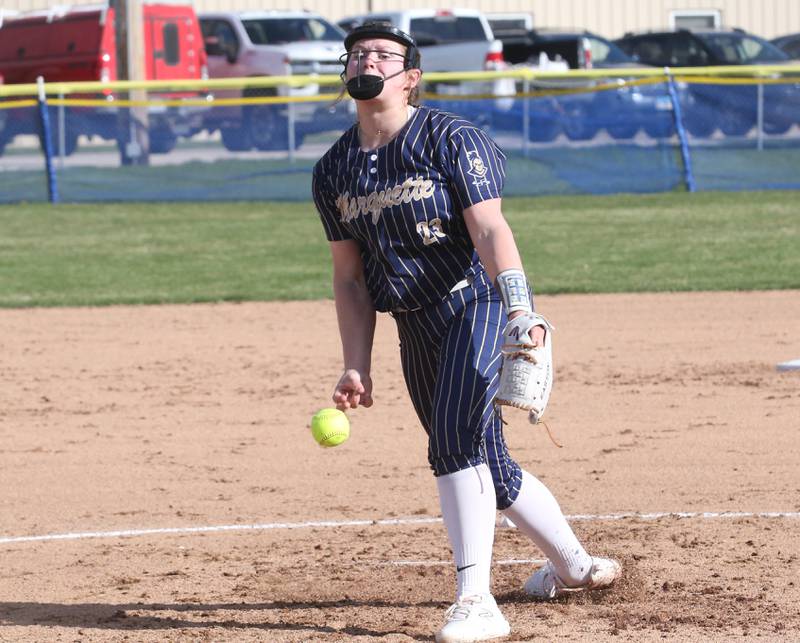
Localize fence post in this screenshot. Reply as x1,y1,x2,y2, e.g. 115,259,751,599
58,91,66,165
756,82,764,152
522,75,530,158
665,68,696,193
36,76,60,204
287,98,296,163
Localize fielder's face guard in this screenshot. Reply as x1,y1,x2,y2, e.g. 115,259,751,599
340,49,408,77
340,22,421,101
342,21,421,72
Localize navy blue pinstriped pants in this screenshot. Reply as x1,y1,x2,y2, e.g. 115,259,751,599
392,272,523,510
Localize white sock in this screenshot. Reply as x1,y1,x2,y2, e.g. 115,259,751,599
501,469,593,586
436,463,496,599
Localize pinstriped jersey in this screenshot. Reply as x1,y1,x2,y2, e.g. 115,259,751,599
312,105,506,313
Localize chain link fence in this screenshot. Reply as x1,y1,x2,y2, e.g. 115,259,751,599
1,66,799,203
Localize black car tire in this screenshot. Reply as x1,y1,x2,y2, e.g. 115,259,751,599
606,122,639,139
43,124,78,157
248,103,286,151
220,125,252,151
643,118,674,139
719,110,753,136
148,125,178,154
561,107,600,141
528,117,561,142
762,113,793,135
242,87,287,152
683,110,716,138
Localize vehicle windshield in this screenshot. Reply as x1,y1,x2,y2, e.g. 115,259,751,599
243,17,344,45
697,33,789,63
409,16,486,44
586,36,635,65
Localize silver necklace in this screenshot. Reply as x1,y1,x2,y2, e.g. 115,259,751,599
359,105,416,140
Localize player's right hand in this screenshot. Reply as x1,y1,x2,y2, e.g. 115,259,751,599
508,310,546,347
333,369,373,410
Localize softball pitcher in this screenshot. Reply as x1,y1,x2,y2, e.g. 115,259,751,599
312,21,621,643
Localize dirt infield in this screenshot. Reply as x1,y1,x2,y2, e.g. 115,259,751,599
2,291,799,642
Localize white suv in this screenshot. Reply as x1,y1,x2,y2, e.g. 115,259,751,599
338,9,502,73
200,11,351,151
337,9,513,101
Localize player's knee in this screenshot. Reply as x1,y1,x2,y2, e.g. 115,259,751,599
489,460,522,510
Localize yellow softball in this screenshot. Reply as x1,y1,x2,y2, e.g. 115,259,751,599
310,408,350,448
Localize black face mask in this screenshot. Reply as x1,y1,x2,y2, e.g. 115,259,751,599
346,69,407,101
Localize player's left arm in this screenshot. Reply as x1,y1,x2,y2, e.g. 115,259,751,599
463,199,544,345
463,198,522,281
465,198,555,423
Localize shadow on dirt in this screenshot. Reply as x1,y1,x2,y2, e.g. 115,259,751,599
0,598,440,639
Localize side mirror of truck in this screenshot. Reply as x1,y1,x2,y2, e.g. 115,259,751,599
224,45,238,64
204,35,224,57
204,36,239,64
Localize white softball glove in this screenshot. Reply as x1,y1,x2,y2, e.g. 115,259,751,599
495,312,554,424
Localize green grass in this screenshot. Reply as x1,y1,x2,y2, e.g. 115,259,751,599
0,191,797,307
507,191,800,293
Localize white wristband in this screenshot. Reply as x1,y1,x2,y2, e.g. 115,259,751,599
496,268,532,314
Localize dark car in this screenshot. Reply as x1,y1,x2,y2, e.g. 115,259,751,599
614,28,798,136
771,33,800,59
502,29,635,69
615,28,790,66
494,29,676,141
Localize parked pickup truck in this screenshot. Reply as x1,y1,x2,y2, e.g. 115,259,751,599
337,8,513,99
0,2,208,156
0,72,6,156
199,10,354,151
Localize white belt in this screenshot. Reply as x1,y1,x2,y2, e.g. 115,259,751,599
449,277,471,293
394,277,472,314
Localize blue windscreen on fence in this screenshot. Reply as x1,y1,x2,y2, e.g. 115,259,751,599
1,74,799,203
0,103,52,201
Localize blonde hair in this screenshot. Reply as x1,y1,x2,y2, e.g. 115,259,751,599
408,48,422,105
408,82,421,106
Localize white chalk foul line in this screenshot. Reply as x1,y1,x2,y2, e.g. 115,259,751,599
1,511,799,546
0,517,442,546
372,558,547,568
567,511,800,521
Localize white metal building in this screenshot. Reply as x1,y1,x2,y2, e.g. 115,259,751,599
1,1,799,39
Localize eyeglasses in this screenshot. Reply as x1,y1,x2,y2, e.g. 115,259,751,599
339,49,408,69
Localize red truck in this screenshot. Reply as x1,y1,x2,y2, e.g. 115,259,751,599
0,3,208,155
0,72,6,155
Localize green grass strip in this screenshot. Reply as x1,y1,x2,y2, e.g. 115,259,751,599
0,191,797,308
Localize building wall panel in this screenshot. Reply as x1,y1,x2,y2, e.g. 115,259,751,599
2,0,799,39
